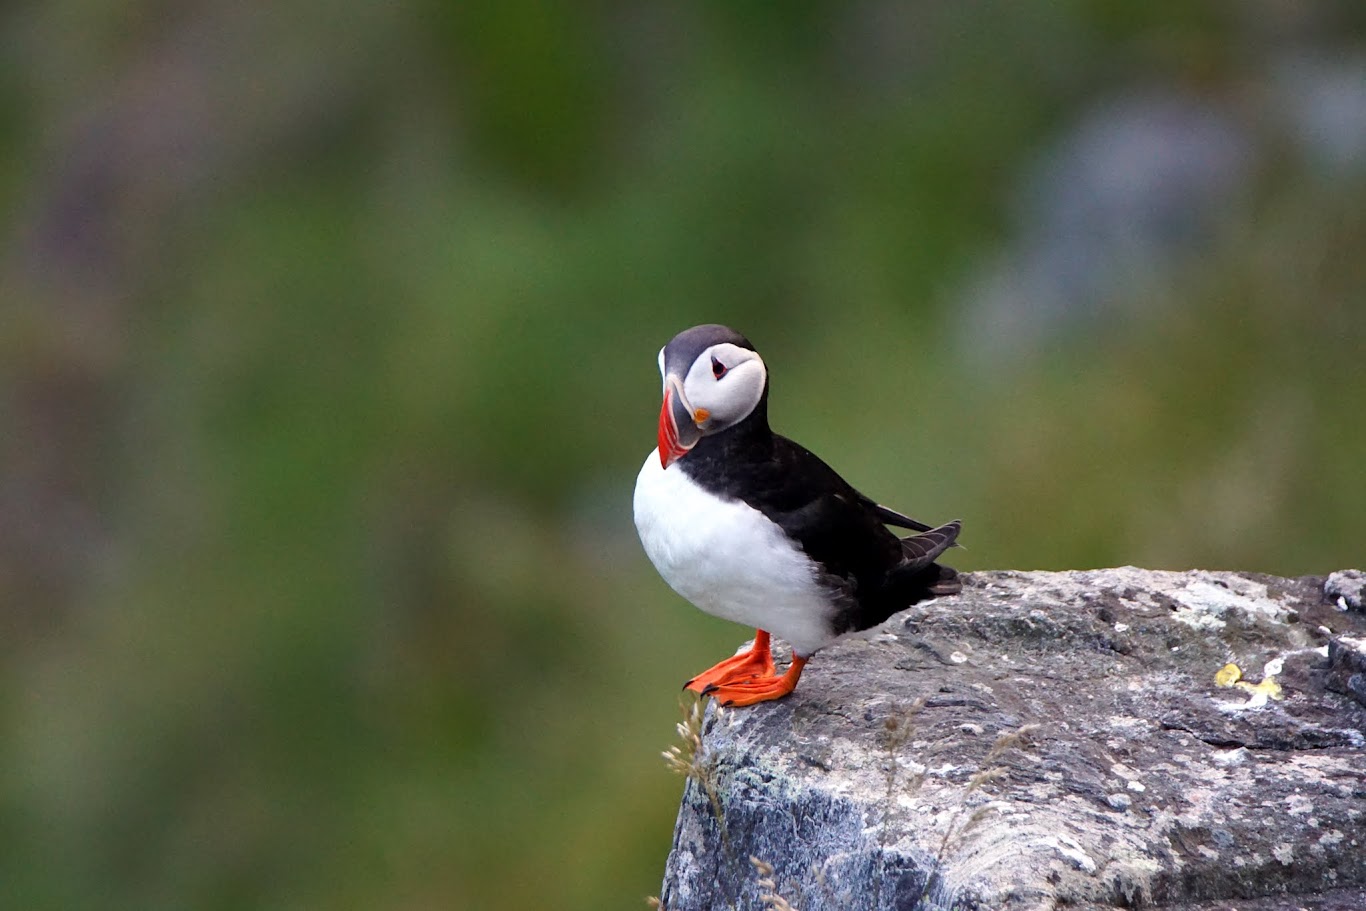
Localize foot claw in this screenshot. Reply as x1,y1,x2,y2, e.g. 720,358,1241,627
684,632,776,694
698,655,809,707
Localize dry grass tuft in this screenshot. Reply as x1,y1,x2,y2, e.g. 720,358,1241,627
661,696,730,847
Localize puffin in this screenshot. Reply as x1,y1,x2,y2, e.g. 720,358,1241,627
633,324,962,707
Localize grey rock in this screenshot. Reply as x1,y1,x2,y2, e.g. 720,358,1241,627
1104,792,1131,812
1326,635,1366,710
659,568,1366,911
1326,569,1366,612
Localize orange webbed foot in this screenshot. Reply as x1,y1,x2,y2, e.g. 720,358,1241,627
702,655,808,707
684,630,775,694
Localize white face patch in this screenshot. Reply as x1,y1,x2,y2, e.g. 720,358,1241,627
679,343,766,433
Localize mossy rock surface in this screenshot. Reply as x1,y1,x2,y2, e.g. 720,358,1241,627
661,568,1366,911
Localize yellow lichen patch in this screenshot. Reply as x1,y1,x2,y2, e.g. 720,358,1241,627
1236,677,1284,701
1214,663,1242,687
1213,660,1285,711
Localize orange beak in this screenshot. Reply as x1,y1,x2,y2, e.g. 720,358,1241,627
658,377,703,468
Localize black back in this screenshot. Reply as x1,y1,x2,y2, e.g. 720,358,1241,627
678,394,959,635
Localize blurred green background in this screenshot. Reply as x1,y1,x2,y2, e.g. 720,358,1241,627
3,2,1365,909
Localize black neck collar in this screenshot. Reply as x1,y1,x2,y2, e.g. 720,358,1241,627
679,384,773,474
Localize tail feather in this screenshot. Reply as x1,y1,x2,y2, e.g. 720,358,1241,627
926,563,961,596
896,520,962,574
836,522,964,635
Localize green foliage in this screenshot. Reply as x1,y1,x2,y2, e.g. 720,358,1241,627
1,3,1364,910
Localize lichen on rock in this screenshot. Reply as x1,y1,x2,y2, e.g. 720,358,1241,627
659,568,1366,911
1327,569,1366,613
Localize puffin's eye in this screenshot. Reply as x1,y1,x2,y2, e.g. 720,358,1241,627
711,356,727,379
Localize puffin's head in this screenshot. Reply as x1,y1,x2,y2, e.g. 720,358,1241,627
655,324,767,468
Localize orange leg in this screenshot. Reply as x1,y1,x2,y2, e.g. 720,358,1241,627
702,654,809,707
684,630,775,693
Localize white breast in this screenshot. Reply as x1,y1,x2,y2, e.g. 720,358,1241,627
633,450,837,656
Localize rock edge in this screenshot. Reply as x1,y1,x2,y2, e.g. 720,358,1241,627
659,567,1366,911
